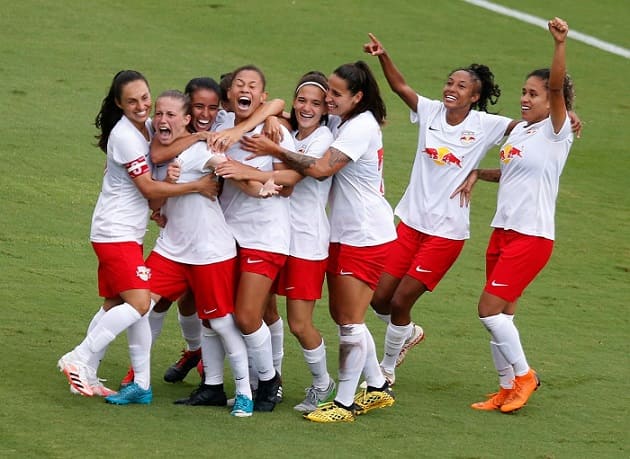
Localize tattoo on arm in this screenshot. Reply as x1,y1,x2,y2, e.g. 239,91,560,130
327,147,351,170
278,149,318,176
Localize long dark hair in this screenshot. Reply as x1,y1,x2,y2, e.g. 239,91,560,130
94,70,149,153
332,60,386,125
449,64,501,113
289,70,329,131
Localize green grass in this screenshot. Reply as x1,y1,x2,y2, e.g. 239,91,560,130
1,1,628,458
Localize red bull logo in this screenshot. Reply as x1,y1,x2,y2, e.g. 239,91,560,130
423,147,462,168
499,144,522,164
460,131,476,144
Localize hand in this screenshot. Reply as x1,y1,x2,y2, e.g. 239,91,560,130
211,128,242,152
196,175,219,201
548,17,568,43
150,209,167,228
363,33,385,56
258,178,282,198
240,134,281,160
214,159,257,181
166,159,181,183
568,111,582,139
262,116,284,144
450,169,479,208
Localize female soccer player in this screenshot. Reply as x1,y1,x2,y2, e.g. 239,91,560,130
144,90,253,416
457,18,575,413
237,61,397,423
57,70,217,404
216,71,336,413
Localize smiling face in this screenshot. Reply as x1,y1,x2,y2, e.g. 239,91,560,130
293,84,327,137
520,76,550,124
189,88,220,132
152,96,191,145
116,79,152,130
442,70,480,112
326,73,362,120
228,69,267,123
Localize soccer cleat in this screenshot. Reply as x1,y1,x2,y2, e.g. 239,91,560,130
471,387,513,411
380,365,396,387
174,383,227,406
396,323,425,368
70,368,117,397
119,367,135,389
227,387,256,408
500,369,540,413
293,379,337,413
254,372,282,412
303,401,356,423
196,359,204,380
57,352,93,397
105,382,152,405
353,384,396,415
164,348,202,383
231,394,254,417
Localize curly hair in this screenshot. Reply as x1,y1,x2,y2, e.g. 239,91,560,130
449,64,501,113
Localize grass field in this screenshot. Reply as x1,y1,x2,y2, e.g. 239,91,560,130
1,1,628,458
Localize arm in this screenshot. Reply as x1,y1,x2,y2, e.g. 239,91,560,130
364,33,419,111
239,134,350,181
215,158,303,187
132,171,218,200
450,168,501,207
211,98,286,152
548,17,569,133
150,131,211,164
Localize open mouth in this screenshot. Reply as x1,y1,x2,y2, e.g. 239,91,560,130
237,96,252,110
157,126,172,142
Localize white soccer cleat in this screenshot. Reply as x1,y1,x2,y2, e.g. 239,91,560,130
58,352,94,397
396,323,425,367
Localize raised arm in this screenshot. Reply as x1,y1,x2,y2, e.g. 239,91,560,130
150,131,210,164
548,17,569,134
363,33,418,111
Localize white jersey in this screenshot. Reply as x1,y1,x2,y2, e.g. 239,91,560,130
289,126,334,260
395,96,512,240
491,115,573,240
218,122,295,254
153,141,237,264
212,109,235,132
327,112,396,246
90,115,153,244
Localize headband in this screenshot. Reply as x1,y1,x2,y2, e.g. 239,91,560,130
295,81,327,95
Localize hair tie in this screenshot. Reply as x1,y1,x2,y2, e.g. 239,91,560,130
295,81,327,95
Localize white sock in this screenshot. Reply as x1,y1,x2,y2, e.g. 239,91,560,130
267,317,284,376
210,315,251,398
248,354,258,391
127,313,152,390
490,341,515,389
74,303,141,362
200,326,225,385
363,325,386,388
178,311,202,352
242,323,275,383
480,314,529,377
302,340,330,390
373,311,391,324
86,307,107,371
381,322,412,372
148,309,168,345
336,324,367,407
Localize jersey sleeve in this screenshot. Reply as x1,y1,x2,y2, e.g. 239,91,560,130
330,115,371,162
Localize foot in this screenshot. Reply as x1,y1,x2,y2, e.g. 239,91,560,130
119,367,134,389
380,365,396,386
254,372,282,412
353,383,396,415
164,348,202,383
174,383,227,406
396,323,425,368
303,401,356,423
500,369,540,413
471,387,513,411
105,383,152,405
293,379,336,413
231,393,254,417
57,352,93,397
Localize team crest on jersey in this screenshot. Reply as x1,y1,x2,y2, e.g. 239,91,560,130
499,144,522,164
460,131,476,144
136,266,151,282
423,147,462,168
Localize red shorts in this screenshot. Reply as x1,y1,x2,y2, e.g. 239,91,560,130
327,242,393,290
238,247,287,281
382,221,464,291
92,242,150,298
484,229,553,302
275,257,328,300
145,251,237,319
